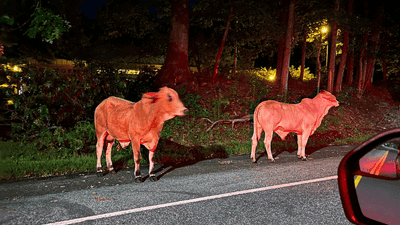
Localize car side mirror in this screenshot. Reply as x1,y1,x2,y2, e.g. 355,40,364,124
338,128,400,225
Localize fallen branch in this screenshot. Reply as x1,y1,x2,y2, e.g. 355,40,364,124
201,115,252,132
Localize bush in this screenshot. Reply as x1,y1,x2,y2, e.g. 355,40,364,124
4,63,127,142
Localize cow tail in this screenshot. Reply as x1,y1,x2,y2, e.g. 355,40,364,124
253,104,262,141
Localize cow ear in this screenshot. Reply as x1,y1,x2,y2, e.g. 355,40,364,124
142,92,159,104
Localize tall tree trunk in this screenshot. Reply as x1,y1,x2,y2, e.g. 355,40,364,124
317,33,322,93
276,0,288,86
382,44,387,81
334,0,353,93
300,27,307,81
345,37,354,84
357,33,368,97
233,45,237,76
155,0,197,90
212,5,234,82
334,29,349,93
327,0,339,93
280,0,295,95
358,4,384,97
363,4,383,91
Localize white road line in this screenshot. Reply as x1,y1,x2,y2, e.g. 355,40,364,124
45,175,338,225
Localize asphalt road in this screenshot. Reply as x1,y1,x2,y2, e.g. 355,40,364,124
0,145,356,225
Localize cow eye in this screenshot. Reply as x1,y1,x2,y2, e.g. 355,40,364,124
168,94,172,102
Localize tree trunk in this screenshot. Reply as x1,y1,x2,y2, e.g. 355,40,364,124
317,34,322,93
334,29,349,93
279,0,295,95
327,0,339,93
212,5,234,82
276,0,288,87
233,45,237,76
155,0,197,90
334,0,353,93
357,33,368,97
345,38,354,84
358,4,384,97
300,27,307,81
383,58,387,80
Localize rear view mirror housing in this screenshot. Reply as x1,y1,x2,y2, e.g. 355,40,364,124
338,128,400,225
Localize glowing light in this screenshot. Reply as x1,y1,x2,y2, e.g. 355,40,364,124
322,27,328,33
12,65,22,72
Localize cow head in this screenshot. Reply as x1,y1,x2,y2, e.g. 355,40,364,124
318,90,339,107
142,87,188,121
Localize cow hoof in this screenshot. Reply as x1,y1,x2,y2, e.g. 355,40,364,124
297,155,302,159
149,175,158,182
135,177,143,183
97,167,103,177
269,159,275,163
302,157,309,161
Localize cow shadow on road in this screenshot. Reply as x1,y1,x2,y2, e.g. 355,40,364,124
142,139,229,181
254,144,330,163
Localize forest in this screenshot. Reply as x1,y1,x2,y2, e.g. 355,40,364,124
1,0,400,179
1,0,400,96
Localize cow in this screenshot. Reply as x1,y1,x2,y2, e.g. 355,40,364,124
250,90,339,163
94,87,188,182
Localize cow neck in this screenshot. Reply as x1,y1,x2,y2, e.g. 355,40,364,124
135,99,165,134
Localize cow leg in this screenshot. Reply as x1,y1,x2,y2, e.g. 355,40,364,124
105,141,115,174
296,134,303,159
132,141,143,183
96,132,107,177
148,151,157,182
297,133,310,161
250,120,263,163
264,131,275,163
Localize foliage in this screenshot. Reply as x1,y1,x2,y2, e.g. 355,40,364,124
181,93,211,118
4,63,127,142
289,65,316,81
24,8,71,43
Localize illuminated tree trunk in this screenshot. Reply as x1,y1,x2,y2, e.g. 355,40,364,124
300,27,307,81
155,0,197,90
327,0,339,93
317,34,322,93
280,0,295,95
212,5,234,82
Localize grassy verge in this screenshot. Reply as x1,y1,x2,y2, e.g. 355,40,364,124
0,114,373,180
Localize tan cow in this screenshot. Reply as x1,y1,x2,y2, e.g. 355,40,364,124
94,87,188,182
251,90,339,163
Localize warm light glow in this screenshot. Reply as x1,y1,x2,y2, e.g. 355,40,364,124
322,27,328,33
268,75,276,81
12,65,22,72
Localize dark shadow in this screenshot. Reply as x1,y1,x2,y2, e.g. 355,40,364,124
109,138,229,181
147,139,228,181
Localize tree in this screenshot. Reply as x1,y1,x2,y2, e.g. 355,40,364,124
154,0,197,90
211,4,234,82
327,0,339,93
0,1,71,53
279,0,295,95
334,0,353,93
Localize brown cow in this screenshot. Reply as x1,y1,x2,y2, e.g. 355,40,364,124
94,87,188,182
250,90,339,163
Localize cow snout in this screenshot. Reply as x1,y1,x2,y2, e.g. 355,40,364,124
182,108,189,115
